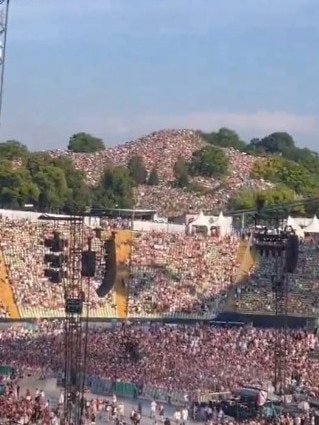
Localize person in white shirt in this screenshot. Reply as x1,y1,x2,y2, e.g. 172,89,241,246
181,407,188,425
174,409,181,425
118,401,125,420
150,400,157,418
58,390,64,406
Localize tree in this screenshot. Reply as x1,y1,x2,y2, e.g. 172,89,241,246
33,165,70,212
127,155,147,185
67,132,105,153
189,145,229,178
93,166,134,209
229,186,304,214
0,162,39,208
200,128,246,151
147,167,159,186
251,157,318,196
0,140,29,160
246,132,295,156
52,157,91,213
173,159,189,188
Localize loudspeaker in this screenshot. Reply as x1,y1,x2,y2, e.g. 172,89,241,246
96,237,117,298
285,234,299,274
81,251,96,277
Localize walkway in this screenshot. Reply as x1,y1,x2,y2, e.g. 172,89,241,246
0,252,20,318
114,230,132,319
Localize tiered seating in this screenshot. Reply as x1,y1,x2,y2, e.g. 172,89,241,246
231,240,319,316
127,232,240,318
0,218,117,318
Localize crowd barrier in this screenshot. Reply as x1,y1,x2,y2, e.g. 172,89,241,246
57,373,185,406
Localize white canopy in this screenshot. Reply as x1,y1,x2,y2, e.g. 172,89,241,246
303,215,319,233
189,211,211,231
212,211,226,227
287,215,298,230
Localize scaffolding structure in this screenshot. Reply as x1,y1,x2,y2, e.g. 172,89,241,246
253,214,297,398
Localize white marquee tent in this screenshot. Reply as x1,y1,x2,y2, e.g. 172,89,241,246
303,215,319,233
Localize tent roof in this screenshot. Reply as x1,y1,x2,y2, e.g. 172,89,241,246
287,215,299,230
303,215,319,233
190,211,210,228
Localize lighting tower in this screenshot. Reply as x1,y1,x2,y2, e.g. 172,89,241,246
42,214,87,425
0,0,10,125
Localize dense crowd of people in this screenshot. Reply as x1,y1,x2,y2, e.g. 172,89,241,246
0,218,116,318
0,321,319,398
49,129,270,215
231,238,319,316
0,216,243,319
128,232,239,317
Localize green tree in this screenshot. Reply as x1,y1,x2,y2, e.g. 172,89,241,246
0,140,29,160
200,128,246,151
0,162,39,208
52,157,92,213
189,145,229,178
67,132,105,153
147,167,159,186
229,186,304,214
33,165,69,212
246,132,295,156
127,155,147,185
93,166,133,209
173,159,189,188
251,157,317,196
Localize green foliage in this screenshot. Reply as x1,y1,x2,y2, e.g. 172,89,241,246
189,145,229,178
229,186,304,214
127,156,147,185
246,132,295,156
0,163,39,208
147,167,159,186
93,166,134,209
251,157,318,196
173,159,189,188
67,132,105,153
0,140,29,160
200,128,246,151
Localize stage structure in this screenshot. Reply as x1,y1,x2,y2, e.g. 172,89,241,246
42,215,90,424
253,207,299,398
40,211,116,424
0,0,10,126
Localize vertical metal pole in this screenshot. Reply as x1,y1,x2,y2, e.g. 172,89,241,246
0,0,10,126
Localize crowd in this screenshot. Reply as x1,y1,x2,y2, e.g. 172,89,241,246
0,217,117,318
0,321,319,399
49,129,270,216
128,232,239,317
231,238,319,316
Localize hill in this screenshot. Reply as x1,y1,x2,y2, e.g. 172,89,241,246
0,129,318,216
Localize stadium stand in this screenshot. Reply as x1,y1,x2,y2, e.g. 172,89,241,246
229,238,319,317
127,231,240,319
0,217,117,318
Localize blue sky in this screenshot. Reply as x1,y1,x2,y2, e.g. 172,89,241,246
1,0,319,150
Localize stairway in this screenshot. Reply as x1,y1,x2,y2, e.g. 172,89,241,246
0,252,20,318
235,239,256,283
114,230,132,319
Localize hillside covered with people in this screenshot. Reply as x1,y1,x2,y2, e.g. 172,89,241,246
0,128,318,216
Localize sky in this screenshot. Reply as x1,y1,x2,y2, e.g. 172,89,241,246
1,0,319,150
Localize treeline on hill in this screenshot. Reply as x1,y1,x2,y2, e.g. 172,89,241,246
0,130,319,214
0,135,161,213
